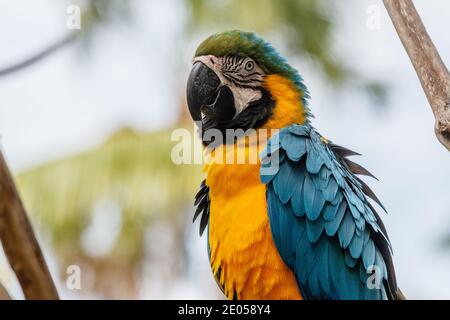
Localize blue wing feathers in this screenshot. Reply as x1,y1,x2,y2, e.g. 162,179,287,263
284,135,307,161
275,159,298,204
306,148,324,174
261,124,397,300
338,210,355,249
344,250,358,268
291,175,306,217
349,229,365,259
306,216,325,243
362,239,376,269
303,174,316,219
324,201,346,237
323,176,339,202
322,201,339,222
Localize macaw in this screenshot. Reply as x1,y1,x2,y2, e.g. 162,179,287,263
186,30,404,300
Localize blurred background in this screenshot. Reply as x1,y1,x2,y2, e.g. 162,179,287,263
0,0,449,299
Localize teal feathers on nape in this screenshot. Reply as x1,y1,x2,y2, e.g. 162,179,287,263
195,30,310,109
261,124,399,300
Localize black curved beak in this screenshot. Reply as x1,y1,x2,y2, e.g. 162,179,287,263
186,62,235,123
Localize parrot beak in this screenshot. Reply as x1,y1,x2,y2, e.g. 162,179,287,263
186,62,236,123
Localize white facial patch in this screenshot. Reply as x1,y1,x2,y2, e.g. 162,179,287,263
193,55,264,117
232,87,262,113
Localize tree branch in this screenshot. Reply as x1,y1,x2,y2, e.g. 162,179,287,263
0,32,78,78
0,151,59,300
384,0,450,151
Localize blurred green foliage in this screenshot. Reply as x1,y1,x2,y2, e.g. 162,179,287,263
17,128,202,276
67,0,386,102
69,0,131,50
186,0,387,103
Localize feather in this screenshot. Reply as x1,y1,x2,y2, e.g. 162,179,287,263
355,176,386,212
260,166,276,184
367,201,390,243
331,192,343,205
193,180,210,236
338,210,355,249
343,158,378,180
290,170,306,217
199,204,209,236
306,217,325,243
329,242,359,299
194,190,207,206
276,160,298,204
308,267,321,298
312,169,330,190
362,239,376,270
288,124,310,136
267,189,281,244
359,262,368,284
296,226,312,284
303,174,316,219
323,201,340,222
260,136,281,160
317,240,331,295
306,147,324,174
307,189,326,221
345,194,363,220
284,135,307,161
356,215,366,231
278,206,298,266
375,250,388,280
323,177,339,202
329,143,361,158
262,125,396,300
349,232,364,259
344,250,358,268
325,201,347,236
194,180,208,205
193,200,207,222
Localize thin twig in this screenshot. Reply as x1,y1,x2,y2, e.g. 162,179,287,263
0,32,78,78
384,0,450,151
0,151,59,300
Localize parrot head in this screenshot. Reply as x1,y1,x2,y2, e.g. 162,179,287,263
187,30,310,139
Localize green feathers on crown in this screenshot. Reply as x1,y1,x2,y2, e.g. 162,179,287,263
195,30,310,106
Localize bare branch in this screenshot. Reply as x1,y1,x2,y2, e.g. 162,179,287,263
0,32,78,78
0,151,59,300
384,0,450,151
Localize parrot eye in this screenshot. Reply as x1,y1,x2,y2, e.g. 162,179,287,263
244,61,255,72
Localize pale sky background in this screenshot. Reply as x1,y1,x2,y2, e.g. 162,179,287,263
0,0,449,299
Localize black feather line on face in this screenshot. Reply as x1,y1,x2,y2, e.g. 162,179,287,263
200,88,275,146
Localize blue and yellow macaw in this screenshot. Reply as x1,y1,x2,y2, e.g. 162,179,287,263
186,30,404,300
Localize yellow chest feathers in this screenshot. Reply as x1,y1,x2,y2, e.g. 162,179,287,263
204,139,301,299
204,75,306,299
